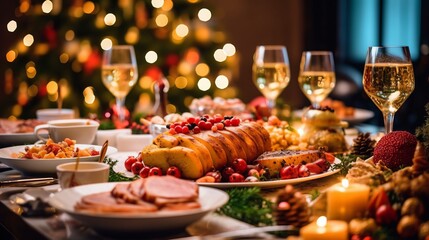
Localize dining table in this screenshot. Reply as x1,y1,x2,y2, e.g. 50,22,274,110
0,165,340,240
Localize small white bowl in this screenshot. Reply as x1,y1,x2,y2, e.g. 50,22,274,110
56,162,110,189
36,109,76,121
95,129,131,147
116,133,153,152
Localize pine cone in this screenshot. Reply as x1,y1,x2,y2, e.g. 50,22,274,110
274,185,311,228
351,132,376,158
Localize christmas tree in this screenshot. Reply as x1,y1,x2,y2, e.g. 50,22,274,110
3,0,238,121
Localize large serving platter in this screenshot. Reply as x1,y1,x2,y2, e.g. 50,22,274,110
294,108,374,124
48,182,229,233
110,152,341,189
0,144,117,175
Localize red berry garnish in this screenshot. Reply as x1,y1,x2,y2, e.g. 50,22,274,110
169,128,177,134
166,166,182,178
187,117,196,124
193,126,201,134
149,167,163,176
214,114,223,123
131,161,144,174
216,122,224,130
198,121,206,129
174,125,183,133
208,118,215,124
139,166,151,178
182,126,190,134
204,121,213,130
224,119,231,126
124,156,138,171
232,158,247,174
229,173,245,182
211,125,218,132
231,117,240,126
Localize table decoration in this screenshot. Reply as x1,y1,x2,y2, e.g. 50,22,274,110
300,216,348,240
327,179,370,222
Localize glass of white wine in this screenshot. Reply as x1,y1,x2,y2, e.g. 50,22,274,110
298,51,336,108
101,45,138,123
252,45,291,113
362,46,415,134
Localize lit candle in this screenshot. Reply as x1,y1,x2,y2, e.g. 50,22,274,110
300,216,348,240
327,179,370,222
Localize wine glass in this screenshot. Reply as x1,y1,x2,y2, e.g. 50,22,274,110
101,45,138,123
362,46,415,134
252,45,291,113
298,51,336,108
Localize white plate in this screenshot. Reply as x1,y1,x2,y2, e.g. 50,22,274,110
110,152,341,189
294,108,374,124
48,182,229,233
0,132,48,147
0,144,117,175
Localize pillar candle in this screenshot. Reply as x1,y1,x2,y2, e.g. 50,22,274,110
327,179,370,222
300,216,348,240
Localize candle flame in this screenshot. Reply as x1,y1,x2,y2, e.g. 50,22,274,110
316,216,327,227
341,179,349,188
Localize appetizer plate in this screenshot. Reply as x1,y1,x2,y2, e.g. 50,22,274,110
48,182,229,233
294,108,374,124
0,144,117,175
110,152,341,189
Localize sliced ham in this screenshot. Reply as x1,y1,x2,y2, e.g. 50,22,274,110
144,175,198,202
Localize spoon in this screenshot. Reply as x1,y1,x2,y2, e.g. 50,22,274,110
98,140,109,163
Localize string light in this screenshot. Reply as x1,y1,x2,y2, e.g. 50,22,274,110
175,76,188,89
23,34,34,47
197,77,211,91
104,13,117,26
7,21,17,32
223,43,236,56
155,14,169,27
41,0,53,14
215,75,229,89
213,49,227,62
145,51,158,63
100,38,113,50
151,0,164,8
175,24,189,38
198,8,211,22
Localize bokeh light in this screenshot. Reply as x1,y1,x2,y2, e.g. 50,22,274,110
83,1,95,14
223,43,236,56
23,34,34,47
100,38,113,50
175,24,189,37
155,14,169,27
104,13,117,26
213,49,227,62
6,50,17,62
195,63,209,76
47,81,58,95
215,75,229,89
41,0,53,13
197,77,211,91
7,20,17,32
145,51,158,63
175,76,188,89
65,30,75,41
152,0,164,8
198,8,211,22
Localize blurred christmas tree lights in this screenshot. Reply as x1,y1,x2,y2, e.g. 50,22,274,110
2,0,238,120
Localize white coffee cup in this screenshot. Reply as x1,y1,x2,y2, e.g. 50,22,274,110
34,119,99,144
56,162,109,189
36,109,75,121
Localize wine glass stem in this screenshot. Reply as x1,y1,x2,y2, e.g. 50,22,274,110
116,97,126,121
383,111,395,134
267,98,276,112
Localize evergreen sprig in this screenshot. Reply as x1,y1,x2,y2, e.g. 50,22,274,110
105,158,139,182
332,153,360,176
415,103,429,156
217,187,274,226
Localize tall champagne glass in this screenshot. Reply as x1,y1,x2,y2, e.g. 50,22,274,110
252,45,291,113
101,45,138,122
362,46,415,134
298,51,336,108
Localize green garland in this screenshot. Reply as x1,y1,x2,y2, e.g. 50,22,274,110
216,187,274,227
